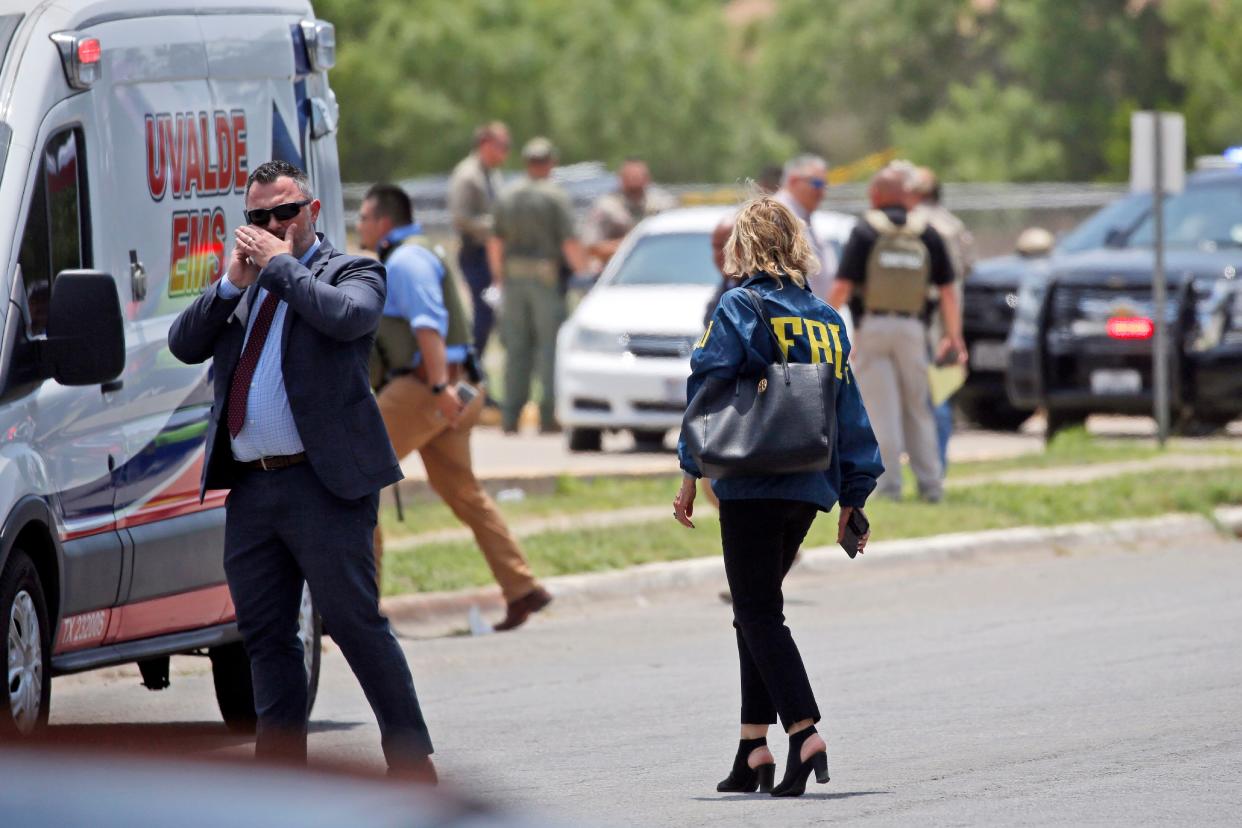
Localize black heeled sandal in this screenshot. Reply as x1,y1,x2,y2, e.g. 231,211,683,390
771,726,829,797
716,737,776,793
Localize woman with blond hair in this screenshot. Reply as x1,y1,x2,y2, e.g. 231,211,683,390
674,196,883,797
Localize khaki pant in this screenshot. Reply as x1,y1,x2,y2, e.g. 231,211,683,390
501,276,566,431
374,375,537,601
852,315,943,500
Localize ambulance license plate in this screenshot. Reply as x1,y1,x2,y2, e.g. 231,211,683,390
1090,369,1141,395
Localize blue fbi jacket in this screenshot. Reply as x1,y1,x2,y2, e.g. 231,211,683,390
677,273,883,511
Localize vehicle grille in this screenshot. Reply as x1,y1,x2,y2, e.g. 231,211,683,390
625,333,696,359
963,285,1018,333
633,401,685,414
1049,286,1179,338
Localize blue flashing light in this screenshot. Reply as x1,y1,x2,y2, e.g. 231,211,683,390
1222,146,1242,165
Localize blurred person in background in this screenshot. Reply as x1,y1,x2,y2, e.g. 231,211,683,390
583,157,677,271
828,165,966,502
487,137,587,434
774,154,838,301
910,166,976,470
448,121,509,360
674,196,882,797
359,184,552,631
756,163,783,195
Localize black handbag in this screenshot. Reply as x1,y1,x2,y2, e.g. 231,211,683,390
681,289,837,479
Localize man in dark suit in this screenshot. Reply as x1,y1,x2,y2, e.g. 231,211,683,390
169,160,435,781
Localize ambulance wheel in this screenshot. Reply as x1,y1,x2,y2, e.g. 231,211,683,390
211,583,321,733
567,428,602,453
0,549,52,737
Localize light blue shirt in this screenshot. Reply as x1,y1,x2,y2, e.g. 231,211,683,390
381,224,468,366
217,237,321,461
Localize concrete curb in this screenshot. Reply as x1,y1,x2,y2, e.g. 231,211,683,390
380,512,1221,629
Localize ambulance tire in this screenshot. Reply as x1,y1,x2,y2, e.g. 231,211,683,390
0,549,52,737
568,428,602,453
211,585,321,734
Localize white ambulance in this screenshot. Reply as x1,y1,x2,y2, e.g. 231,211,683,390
0,0,345,735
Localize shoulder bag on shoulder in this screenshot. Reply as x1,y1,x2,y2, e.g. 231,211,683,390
681,289,837,479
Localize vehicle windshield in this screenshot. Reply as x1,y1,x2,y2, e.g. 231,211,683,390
1125,182,1242,249
1058,192,1150,253
609,232,720,286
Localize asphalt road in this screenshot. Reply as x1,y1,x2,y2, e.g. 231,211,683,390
47,534,1242,826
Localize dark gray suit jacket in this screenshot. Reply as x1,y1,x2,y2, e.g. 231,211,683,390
169,236,403,502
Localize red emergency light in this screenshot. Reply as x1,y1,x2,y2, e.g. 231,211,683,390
1106,316,1154,340
77,38,101,64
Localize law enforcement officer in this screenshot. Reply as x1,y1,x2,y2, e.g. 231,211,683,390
448,121,509,358
582,157,677,271
911,166,977,469
774,154,839,302
486,137,587,434
827,166,967,502
358,184,553,631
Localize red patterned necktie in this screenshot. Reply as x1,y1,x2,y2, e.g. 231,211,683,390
226,291,281,438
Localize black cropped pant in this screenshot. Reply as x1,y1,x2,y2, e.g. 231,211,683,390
719,498,821,729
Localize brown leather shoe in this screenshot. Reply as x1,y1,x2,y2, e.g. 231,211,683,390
494,586,553,631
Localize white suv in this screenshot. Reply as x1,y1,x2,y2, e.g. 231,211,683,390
556,206,854,451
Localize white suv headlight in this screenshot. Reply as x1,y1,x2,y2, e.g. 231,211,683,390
573,327,628,353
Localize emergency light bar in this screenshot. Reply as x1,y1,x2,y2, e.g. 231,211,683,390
1107,317,1155,340
300,19,336,72
50,32,101,90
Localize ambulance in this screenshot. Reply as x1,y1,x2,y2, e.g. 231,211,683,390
0,0,345,735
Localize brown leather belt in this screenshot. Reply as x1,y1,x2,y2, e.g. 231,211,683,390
240,452,307,471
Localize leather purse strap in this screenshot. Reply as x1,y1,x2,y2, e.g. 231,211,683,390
741,288,792,384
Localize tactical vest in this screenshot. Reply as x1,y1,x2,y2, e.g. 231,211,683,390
862,209,931,316
369,236,473,391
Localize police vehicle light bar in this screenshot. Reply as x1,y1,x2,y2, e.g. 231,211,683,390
50,32,101,90
300,19,336,72
1107,317,1154,340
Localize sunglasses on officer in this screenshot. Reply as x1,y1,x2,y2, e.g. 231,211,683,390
245,199,311,226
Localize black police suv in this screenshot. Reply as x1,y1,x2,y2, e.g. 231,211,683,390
959,190,1151,430
1006,166,1242,437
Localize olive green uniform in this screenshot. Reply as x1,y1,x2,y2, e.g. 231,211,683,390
492,176,576,430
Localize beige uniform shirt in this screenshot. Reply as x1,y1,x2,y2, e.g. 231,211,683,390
447,152,504,248
914,203,975,344
581,187,677,247
493,177,577,282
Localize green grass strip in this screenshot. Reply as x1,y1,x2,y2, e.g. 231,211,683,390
380,464,1242,596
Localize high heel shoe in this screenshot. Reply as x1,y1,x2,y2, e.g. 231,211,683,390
770,726,830,797
716,737,777,793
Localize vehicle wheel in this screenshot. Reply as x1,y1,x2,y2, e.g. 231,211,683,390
567,428,602,453
211,582,321,733
1176,412,1236,437
957,398,1032,432
0,549,52,737
1044,408,1087,442
631,429,667,452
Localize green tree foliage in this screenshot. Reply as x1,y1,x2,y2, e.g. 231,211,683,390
891,75,1064,181
312,0,1242,183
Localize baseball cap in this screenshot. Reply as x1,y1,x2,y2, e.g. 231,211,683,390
522,137,557,162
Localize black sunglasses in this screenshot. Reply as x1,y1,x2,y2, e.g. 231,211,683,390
245,199,311,226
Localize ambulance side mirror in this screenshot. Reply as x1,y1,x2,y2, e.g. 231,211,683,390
46,270,125,386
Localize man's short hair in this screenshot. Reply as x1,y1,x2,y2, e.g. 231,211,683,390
473,121,509,146
781,153,827,186
246,160,312,199
364,183,413,226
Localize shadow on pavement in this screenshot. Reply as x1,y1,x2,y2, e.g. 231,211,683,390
41,719,362,753
694,790,891,802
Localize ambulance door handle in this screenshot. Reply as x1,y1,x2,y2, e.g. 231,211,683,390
129,250,147,303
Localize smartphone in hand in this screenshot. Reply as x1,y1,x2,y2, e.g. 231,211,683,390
840,508,870,559
455,381,479,406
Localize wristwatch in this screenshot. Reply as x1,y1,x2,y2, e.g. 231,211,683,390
431,382,448,395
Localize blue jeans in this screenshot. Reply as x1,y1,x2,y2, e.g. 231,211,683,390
224,463,433,767
933,399,953,472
